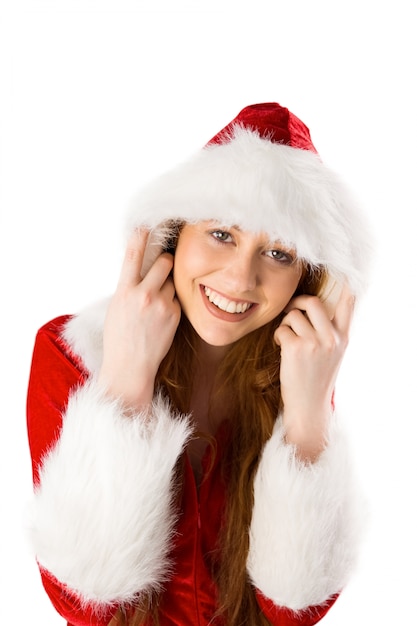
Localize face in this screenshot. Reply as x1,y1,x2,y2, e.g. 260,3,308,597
173,221,303,348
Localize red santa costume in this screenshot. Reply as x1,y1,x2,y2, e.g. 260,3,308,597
26,103,371,625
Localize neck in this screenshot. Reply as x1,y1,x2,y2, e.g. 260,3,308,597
195,337,230,372
189,338,231,443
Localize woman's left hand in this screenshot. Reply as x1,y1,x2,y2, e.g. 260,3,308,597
274,284,355,460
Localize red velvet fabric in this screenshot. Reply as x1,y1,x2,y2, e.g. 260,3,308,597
27,317,337,626
207,102,318,154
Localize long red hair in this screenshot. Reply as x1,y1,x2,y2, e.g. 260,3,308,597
111,241,327,626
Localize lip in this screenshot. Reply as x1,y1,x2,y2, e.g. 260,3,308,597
199,284,258,322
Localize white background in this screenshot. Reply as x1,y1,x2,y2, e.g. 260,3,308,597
1,0,416,623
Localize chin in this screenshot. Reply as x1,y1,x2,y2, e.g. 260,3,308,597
197,332,236,348
193,324,250,348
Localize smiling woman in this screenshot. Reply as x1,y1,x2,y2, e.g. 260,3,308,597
173,222,303,347
26,102,372,626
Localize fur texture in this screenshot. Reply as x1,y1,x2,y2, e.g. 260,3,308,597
62,297,109,376
28,302,364,615
61,306,363,611
247,417,364,610
126,127,372,296
29,380,192,607
28,108,369,618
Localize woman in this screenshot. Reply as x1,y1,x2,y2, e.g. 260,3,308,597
27,103,371,626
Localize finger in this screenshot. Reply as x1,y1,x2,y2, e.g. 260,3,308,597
117,229,149,288
284,294,316,314
279,308,317,339
332,283,355,336
141,252,175,291
159,273,177,301
274,323,297,346
320,278,343,320
284,295,332,335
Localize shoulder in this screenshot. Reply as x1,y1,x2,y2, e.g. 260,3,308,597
60,297,110,376
34,297,110,378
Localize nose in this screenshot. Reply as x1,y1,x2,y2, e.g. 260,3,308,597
224,252,258,294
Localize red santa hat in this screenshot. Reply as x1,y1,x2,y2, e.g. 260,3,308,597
207,102,318,153
127,103,371,297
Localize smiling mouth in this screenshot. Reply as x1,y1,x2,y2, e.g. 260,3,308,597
203,286,254,314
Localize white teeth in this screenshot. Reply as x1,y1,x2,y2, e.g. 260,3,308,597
204,287,252,314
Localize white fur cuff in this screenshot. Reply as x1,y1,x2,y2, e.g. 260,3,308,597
247,418,364,611
28,381,192,607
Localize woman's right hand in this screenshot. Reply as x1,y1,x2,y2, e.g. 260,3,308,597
97,229,181,412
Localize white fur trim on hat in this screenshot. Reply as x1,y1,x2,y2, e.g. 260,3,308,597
28,380,192,607
247,416,365,611
127,127,372,297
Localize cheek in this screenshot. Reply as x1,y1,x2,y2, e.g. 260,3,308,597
267,273,301,311
173,233,194,275
174,237,216,283
173,239,206,296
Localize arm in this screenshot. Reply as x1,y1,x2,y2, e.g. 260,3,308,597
26,231,188,625
274,286,355,462
248,416,362,624
97,228,181,412
248,286,363,623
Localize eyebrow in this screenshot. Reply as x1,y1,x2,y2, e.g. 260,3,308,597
213,222,296,252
